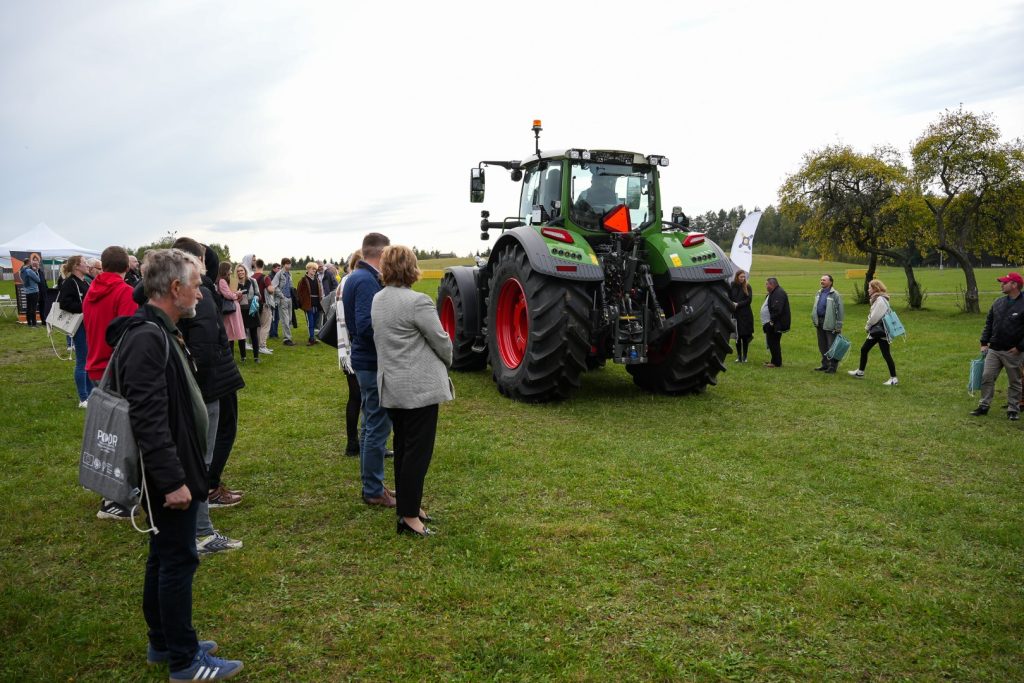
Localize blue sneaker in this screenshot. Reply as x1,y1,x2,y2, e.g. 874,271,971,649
169,649,243,681
148,640,218,665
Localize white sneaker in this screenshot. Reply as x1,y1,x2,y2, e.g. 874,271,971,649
259,347,273,355
847,370,864,378
78,400,88,408
883,377,899,386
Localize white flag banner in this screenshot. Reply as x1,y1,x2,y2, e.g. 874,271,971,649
729,211,762,276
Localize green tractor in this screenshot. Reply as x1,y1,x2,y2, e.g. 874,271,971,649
437,121,734,402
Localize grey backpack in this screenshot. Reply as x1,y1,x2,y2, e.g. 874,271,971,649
79,322,168,533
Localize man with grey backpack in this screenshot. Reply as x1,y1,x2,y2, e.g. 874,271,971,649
109,248,243,681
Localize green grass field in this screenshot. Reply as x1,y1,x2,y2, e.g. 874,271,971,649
1,256,1021,681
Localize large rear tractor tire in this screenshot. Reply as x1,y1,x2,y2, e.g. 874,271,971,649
437,272,487,371
627,281,732,394
487,244,591,402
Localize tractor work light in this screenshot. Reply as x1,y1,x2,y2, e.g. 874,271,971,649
568,149,581,159
647,155,670,167
581,150,591,160
541,227,574,244
567,148,592,160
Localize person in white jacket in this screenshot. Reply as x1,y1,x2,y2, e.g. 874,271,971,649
848,279,898,385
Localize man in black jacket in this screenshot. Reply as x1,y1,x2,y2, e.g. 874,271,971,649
172,238,245,554
762,277,791,368
111,248,243,680
971,272,1024,420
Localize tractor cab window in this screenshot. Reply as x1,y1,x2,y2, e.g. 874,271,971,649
569,162,655,230
520,164,563,225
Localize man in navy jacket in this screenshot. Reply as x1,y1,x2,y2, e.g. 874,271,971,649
342,232,395,508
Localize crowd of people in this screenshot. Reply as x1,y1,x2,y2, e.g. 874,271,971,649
15,233,454,680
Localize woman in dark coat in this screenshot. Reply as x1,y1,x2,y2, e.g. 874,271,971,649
57,255,94,405
729,269,754,362
235,264,261,363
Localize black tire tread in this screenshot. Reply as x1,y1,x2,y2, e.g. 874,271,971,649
437,273,487,371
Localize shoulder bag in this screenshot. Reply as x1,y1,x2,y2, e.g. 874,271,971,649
79,322,169,533
882,304,906,339
825,334,851,362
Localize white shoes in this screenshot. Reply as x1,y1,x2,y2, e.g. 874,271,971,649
78,400,88,409
847,370,864,378
259,347,273,355
883,377,899,386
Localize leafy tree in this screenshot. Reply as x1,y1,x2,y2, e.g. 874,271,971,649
206,243,232,264
910,107,1024,313
131,229,178,260
779,144,926,307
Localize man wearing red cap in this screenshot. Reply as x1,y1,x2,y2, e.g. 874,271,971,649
971,272,1024,420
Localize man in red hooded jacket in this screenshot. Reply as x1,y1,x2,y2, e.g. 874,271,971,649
83,245,140,521
84,246,139,383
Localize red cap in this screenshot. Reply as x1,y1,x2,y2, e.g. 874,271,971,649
997,272,1023,286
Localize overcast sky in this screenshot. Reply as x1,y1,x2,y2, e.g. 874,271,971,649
2,0,1023,262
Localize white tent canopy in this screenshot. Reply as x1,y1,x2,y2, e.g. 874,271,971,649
0,222,103,260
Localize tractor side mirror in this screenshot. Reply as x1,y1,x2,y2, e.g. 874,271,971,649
470,168,485,203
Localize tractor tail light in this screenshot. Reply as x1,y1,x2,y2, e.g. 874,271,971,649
682,233,705,247
541,227,574,244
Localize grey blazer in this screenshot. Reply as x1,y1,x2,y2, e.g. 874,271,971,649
371,286,454,409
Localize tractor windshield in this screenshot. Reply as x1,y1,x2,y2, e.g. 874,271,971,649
569,162,655,230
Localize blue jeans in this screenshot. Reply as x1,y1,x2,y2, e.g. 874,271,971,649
143,499,200,672
355,369,391,498
305,309,319,341
72,325,94,401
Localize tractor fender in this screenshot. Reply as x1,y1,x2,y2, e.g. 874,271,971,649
442,265,483,336
646,231,735,284
490,226,604,282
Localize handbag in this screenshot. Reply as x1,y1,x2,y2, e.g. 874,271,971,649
868,320,886,339
79,322,168,532
825,333,851,362
968,352,986,395
220,297,237,314
46,302,83,336
882,307,905,339
317,305,338,346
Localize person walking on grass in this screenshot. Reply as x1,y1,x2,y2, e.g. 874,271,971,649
761,277,790,368
971,272,1024,421
343,232,396,508
811,273,844,374
847,279,898,386
729,269,754,363
109,248,243,681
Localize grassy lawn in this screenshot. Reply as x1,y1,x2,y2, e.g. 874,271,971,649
1,257,1021,681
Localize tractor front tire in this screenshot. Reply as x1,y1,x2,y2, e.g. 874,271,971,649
487,244,590,402
437,272,486,371
627,281,732,394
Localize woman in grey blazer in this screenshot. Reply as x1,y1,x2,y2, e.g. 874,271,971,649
371,245,453,537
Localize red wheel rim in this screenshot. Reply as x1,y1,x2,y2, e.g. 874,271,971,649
495,278,528,369
440,296,456,340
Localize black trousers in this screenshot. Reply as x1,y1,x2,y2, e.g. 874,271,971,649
143,499,200,672
735,335,752,361
234,327,259,359
345,371,361,452
387,404,438,519
25,291,41,326
816,325,838,369
210,391,237,488
763,324,783,366
858,337,897,376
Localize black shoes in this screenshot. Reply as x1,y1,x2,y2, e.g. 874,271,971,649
813,366,827,372
397,517,433,537
970,406,989,416
1010,412,1019,421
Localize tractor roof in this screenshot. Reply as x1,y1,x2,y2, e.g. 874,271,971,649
520,149,651,167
